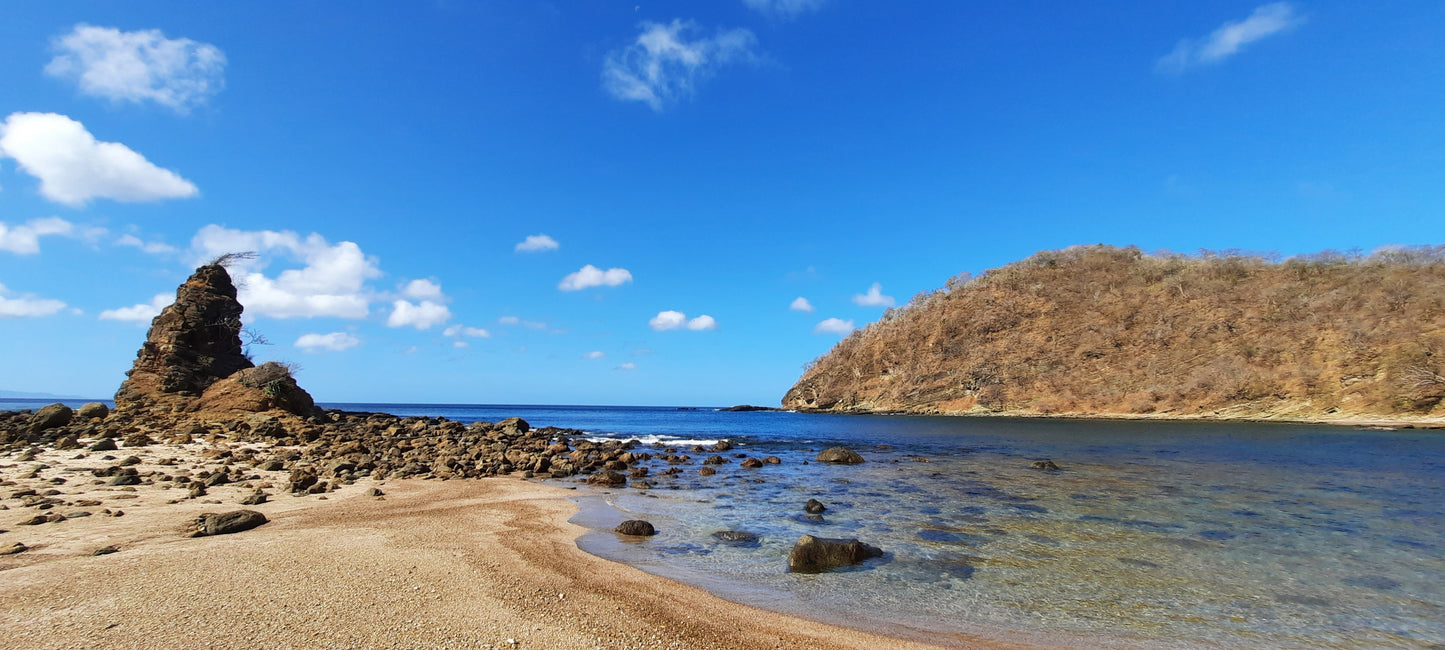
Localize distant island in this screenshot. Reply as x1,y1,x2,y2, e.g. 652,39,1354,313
784,245,1445,426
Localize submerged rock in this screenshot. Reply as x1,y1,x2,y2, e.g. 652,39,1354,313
1030,459,1061,471
711,530,760,546
787,535,884,573
805,498,828,514
816,447,865,464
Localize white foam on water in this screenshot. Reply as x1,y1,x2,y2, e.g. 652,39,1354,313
581,433,723,447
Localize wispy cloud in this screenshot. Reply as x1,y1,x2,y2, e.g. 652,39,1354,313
444,324,491,338
743,0,827,20
46,24,225,113
0,112,198,206
583,350,606,360
602,19,758,111
515,234,559,253
789,296,814,313
99,293,171,323
852,282,895,308
616,362,637,371
115,233,177,255
296,331,361,352
813,317,854,336
559,264,633,291
0,217,74,255
0,282,68,319
1157,2,1303,73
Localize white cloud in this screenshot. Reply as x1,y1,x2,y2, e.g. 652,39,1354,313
115,233,177,255
0,282,68,319
559,264,633,291
602,19,758,111
0,112,199,206
295,331,361,353
743,0,827,19
46,24,225,113
191,225,382,320
0,217,74,254
616,362,637,371
498,315,548,329
401,278,444,300
454,340,469,349
515,234,559,252
649,310,686,331
583,350,606,360
789,296,814,313
852,282,895,308
387,299,452,330
813,317,855,335
443,324,491,338
650,310,716,331
1157,2,1302,73
99,293,171,323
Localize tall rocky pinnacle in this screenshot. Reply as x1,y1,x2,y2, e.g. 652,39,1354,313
114,262,317,417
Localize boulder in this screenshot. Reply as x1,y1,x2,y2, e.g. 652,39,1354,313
29,404,73,432
497,417,530,434
77,402,110,420
740,457,763,469
186,510,268,537
89,438,118,452
239,490,269,505
787,535,884,573
698,467,716,476
805,498,828,514
1030,459,1061,471
614,520,656,536
0,542,28,555
816,447,865,464
587,471,627,488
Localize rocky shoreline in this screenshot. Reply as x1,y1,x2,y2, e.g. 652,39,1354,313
3,259,889,577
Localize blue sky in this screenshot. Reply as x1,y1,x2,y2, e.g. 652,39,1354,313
1,1,1442,405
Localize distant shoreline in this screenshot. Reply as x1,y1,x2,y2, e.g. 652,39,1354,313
790,406,1445,430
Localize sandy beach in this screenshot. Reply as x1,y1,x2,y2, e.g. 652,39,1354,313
0,442,1039,650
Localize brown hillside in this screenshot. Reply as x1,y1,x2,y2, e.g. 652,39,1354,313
783,245,1445,424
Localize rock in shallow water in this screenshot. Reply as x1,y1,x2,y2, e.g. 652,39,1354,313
816,447,865,464
614,520,656,536
788,535,884,573
805,498,827,514
711,530,760,546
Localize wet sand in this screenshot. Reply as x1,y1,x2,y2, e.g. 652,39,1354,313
0,444,1042,649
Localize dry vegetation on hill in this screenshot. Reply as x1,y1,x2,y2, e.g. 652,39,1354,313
783,245,1445,424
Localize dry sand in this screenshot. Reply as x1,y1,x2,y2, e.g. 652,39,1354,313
0,443,1043,649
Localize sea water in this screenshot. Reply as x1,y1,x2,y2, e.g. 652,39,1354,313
8,399,1442,647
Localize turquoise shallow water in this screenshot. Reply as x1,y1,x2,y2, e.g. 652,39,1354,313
6,400,1441,647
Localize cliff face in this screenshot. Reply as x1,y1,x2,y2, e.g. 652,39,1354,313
784,245,1445,424
115,263,316,417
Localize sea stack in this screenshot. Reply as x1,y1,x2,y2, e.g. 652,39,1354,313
113,261,317,417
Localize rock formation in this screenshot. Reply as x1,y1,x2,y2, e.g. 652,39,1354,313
113,262,316,418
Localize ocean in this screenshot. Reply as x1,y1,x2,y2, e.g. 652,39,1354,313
6,399,1443,648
